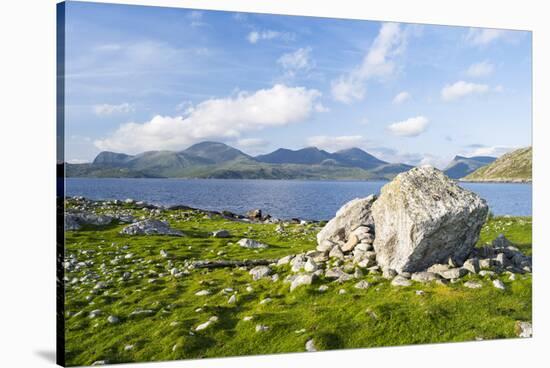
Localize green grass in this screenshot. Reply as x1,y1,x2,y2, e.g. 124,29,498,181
64,203,532,366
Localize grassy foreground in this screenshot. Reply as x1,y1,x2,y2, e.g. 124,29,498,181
64,202,532,366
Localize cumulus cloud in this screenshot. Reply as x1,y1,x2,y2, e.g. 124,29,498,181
331,23,408,103
278,47,314,78
306,135,367,152
466,61,494,78
247,30,294,44
387,116,429,137
466,28,509,46
461,145,517,157
93,103,134,116
441,81,489,101
94,84,321,153
392,91,411,104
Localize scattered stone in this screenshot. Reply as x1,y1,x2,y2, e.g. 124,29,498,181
249,266,272,281
255,324,269,332
120,219,183,236
391,275,412,287
247,209,262,220
464,281,483,289
515,321,532,338
305,339,317,352
341,234,359,253
238,238,268,249
277,255,293,266
195,290,211,296
354,280,370,290
290,274,314,292
479,270,495,277
259,298,272,305
211,230,231,238
338,289,347,294
328,246,344,260
493,234,513,248
318,285,329,292
243,316,253,321
124,345,134,351
438,268,468,280
411,272,440,283
65,211,113,231
462,258,480,274
107,315,119,324
228,294,237,304
89,309,102,319
372,166,488,273
416,290,425,295
492,279,506,290
304,259,318,272
129,309,154,318
316,240,335,252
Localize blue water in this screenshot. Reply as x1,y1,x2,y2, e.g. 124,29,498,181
65,178,532,220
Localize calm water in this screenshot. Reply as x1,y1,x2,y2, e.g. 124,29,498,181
65,178,532,220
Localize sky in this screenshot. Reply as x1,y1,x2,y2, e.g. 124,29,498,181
63,1,532,168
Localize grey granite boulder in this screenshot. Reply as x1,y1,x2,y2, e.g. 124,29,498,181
372,166,488,273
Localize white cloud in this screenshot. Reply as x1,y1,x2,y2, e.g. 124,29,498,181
247,30,294,44
466,28,508,46
94,84,321,153
277,47,314,77
93,103,134,116
237,138,268,148
462,145,517,157
387,116,429,137
331,22,408,103
314,103,330,113
392,91,411,104
441,81,489,101
306,135,367,152
466,61,494,77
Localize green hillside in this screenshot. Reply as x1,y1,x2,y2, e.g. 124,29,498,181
463,147,532,182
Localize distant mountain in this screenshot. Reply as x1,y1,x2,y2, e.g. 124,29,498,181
255,147,332,165
462,147,532,182
332,148,388,170
182,141,251,163
66,141,413,180
443,155,496,179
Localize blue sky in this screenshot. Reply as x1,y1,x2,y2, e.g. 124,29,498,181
64,1,532,168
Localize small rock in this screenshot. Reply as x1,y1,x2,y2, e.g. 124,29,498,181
243,316,253,321
416,290,425,295
290,274,313,292
354,280,370,290
464,281,482,289
411,271,440,283
124,345,134,351
195,289,211,296
391,275,412,287
492,279,506,290
438,268,467,280
238,238,268,249
338,289,347,294
304,259,318,273
211,230,231,238
305,339,317,352
515,321,532,338
228,294,237,304
318,285,329,292
107,315,119,324
249,266,272,281
255,324,269,332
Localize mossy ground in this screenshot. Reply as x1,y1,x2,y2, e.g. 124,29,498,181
64,205,532,366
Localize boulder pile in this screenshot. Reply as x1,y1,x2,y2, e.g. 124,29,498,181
273,166,531,289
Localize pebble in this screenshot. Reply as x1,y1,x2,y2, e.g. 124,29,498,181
493,279,506,290
255,324,269,332
195,290,211,296
107,315,119,324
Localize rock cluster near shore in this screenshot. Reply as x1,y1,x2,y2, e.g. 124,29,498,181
271,166,531,292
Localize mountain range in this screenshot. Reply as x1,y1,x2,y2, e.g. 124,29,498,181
65,141,502,180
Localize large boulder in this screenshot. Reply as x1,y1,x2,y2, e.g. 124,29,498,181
372,166,488,273
65,211,113,231
316,195,376,246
